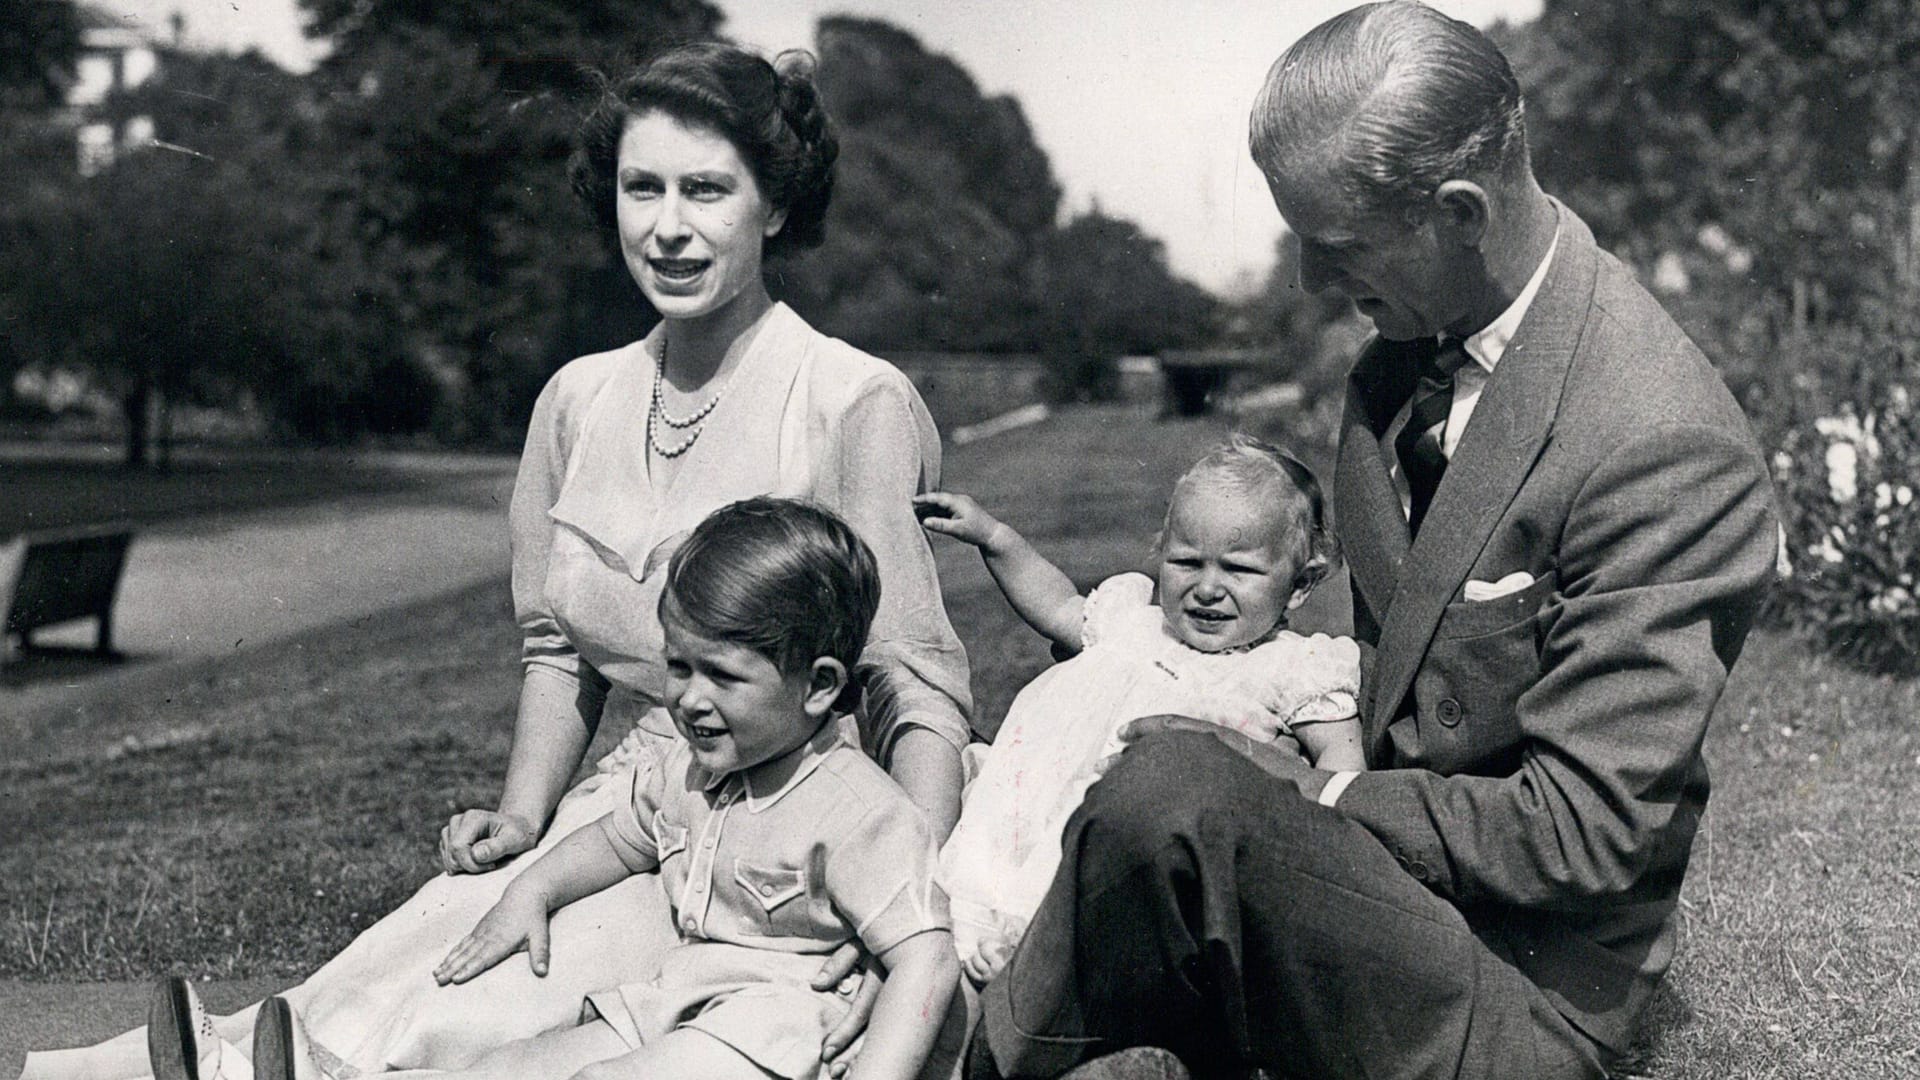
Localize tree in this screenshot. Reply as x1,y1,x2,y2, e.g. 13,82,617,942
288,0,724,442
0,0,82,107
788,17,1061,350
1032,209,1217,401
1496,0,1920,427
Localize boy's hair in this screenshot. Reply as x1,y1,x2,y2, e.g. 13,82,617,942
1165,434,1341,598
662,497,881,688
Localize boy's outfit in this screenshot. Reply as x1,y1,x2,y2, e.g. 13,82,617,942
592,724,948,1079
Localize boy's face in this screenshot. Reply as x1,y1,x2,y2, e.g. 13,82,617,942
660,599,825,776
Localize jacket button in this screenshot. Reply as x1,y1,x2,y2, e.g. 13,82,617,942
760,884,776,896
1436,698,1463,727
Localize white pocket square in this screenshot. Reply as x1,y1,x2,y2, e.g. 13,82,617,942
1463,571,1535,602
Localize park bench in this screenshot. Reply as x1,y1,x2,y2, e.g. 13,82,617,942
4,526,136,657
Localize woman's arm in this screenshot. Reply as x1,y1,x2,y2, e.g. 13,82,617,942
915,491,1085,651
441,368,609,875
844,930,960,1080
824,372,973,831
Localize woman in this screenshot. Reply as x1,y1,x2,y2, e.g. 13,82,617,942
25,41,971,1080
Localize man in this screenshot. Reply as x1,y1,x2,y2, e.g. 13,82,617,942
971,4,1778,1078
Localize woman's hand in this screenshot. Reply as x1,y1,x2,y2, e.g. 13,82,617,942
440,809,539,875
811,941,883,1076
434,884,552,985
913,492,1005,551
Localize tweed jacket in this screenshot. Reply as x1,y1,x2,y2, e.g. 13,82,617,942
1329,204,1778,1055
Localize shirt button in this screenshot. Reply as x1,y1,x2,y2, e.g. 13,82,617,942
704,837,716,849
759,884,776,896
683,918,696,931
1436,698,1463,727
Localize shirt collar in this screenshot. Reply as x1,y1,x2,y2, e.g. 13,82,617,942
1460,228,1560,372
698,721,848,811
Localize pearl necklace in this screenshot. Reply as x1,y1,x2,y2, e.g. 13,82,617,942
648,337,734,459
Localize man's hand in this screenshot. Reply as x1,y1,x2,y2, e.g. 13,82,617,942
434,884,552,985
440,809,539,875
1119,715,1329,801
811,941,882,1076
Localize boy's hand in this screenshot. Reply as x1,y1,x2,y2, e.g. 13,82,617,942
434,884,552,985
913,492,1004,551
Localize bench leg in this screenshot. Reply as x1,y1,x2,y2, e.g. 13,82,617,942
96,612,115,657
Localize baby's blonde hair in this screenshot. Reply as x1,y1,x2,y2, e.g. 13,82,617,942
1161,434,1340,600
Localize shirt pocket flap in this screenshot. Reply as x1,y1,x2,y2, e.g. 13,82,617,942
651,812,689,861
733,859,807,914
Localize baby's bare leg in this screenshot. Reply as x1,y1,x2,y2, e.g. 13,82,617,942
568,1028,773,1080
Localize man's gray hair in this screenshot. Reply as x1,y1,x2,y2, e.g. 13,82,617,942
1250,1,1528,219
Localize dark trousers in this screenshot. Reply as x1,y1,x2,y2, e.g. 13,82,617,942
977,732,1610,1080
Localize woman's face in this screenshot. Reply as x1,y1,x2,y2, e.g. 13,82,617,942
615,109,787,326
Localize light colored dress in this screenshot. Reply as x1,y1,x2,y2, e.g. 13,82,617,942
937,572,1358,972
585,724,948,1079
24,303,971,1080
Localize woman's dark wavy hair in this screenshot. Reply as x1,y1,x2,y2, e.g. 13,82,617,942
661,497,880,713
570,42,839,258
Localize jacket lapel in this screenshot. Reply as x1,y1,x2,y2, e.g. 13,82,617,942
1336,336,1421,633
1364,205,1597,730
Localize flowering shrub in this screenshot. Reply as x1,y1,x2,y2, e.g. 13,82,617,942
1769,381,1920,676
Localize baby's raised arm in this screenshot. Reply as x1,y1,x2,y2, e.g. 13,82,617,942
914,492,1084,652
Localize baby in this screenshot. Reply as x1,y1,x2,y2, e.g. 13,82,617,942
917,435,1363,981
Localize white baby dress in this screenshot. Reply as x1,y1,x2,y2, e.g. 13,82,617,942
937,572,1361,969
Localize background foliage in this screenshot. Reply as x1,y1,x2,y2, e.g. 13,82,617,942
0,0,1215,460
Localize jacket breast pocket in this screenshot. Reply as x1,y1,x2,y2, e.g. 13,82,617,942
734,859,813,937
1418,570,1559,772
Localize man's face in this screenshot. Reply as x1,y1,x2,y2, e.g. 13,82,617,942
1265,163,1471,341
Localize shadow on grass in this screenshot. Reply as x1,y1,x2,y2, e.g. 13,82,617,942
0,644,148,688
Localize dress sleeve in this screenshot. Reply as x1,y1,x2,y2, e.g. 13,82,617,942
509,370,611,715
1263,633,1362,730
1080,573,1157,651
826,799,950,956
830,374,974,759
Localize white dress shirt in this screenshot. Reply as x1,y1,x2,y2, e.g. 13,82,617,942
1386,230,1561,516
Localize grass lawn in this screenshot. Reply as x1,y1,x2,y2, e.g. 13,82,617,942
5,403,1916,1078
0,449,503,537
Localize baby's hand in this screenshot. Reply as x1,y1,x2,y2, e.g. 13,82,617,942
962,913,1027,985
913,492,1003,550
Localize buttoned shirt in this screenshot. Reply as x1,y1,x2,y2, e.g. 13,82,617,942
1387,231,1561,516
600,724,948,958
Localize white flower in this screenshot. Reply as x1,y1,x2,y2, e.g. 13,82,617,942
1773,451,1793,476
1811,534,1844,564
1876,482,1894,510
1825,441,1858,502
1898,486,1914,507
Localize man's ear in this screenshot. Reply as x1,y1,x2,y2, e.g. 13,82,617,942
802,657,849,718
1431,179,1491,249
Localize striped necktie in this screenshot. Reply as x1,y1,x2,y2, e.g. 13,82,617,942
1395,337,1473,536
